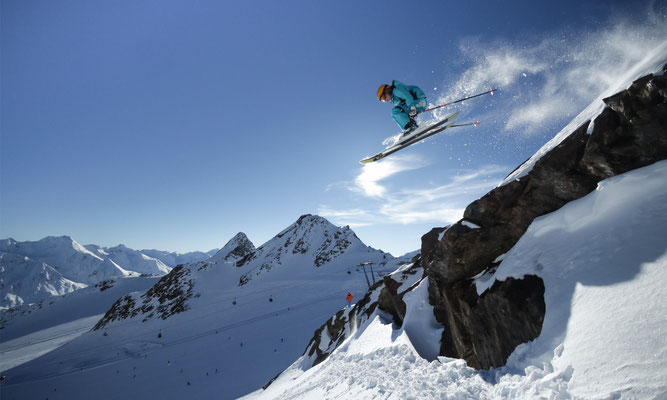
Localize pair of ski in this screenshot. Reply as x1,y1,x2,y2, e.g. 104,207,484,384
360,112,476,164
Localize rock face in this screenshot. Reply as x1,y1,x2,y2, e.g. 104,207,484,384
421,69,667,369
93,265,195,330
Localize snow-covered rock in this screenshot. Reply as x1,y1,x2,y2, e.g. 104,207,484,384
420,67,667,369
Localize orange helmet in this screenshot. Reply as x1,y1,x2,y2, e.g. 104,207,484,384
377,84,390,101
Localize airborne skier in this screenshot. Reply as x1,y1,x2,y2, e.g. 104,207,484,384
377,80,427,135
362,86,495,164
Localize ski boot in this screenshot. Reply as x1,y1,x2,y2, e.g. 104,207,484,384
401,119,419,138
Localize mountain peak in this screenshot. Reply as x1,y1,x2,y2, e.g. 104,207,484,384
37,236,100,259
209,232,255,264
295,214,336,229
235,214,367,281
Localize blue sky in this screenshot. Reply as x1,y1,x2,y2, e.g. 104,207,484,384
2,0,665,255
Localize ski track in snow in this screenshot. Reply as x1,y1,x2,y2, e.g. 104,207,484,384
0,315,101,371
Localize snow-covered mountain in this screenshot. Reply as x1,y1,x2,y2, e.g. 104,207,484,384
140,248,219,268
0,253,86,309
0,236,132,287
0,215,404,399
84,244,171,275
233,215,382,286
0,236,220,310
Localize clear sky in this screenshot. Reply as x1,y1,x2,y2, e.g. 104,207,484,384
2,0,665,255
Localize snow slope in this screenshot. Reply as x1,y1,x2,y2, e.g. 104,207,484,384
0,215,405,400
0,276,160,371
246,160,667,400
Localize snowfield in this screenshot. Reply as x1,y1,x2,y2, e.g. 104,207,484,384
245,160,667,400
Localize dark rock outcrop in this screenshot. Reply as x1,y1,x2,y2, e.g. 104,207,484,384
93,265,195,330
422,69,667,369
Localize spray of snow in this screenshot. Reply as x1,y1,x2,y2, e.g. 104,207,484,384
437,11,667,137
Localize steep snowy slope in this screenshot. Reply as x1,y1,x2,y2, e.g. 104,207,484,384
0,215,404,400
0,253,86,309
246,159,667,400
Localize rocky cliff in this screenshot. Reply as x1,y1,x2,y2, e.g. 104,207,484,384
422,67,667,369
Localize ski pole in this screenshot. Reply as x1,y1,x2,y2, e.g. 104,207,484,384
451,121,479,128
420,88,497,114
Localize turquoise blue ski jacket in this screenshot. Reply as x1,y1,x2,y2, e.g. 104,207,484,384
390,80,427,129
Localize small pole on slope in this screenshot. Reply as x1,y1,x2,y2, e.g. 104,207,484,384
359,261,372,288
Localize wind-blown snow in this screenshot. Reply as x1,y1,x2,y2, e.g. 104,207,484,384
500,41,667,186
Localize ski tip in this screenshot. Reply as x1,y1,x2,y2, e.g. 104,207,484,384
474,120,479,127
490,88,495,95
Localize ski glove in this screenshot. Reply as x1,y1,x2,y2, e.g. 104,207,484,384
409,106,418,117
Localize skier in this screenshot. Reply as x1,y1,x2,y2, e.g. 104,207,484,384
377,80,428,135
346,292,354,306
